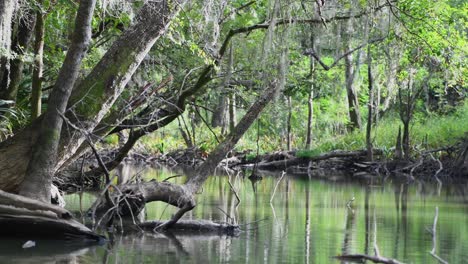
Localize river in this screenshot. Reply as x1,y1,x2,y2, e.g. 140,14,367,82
1,164,467,263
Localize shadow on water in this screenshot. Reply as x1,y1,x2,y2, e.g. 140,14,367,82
0,239,97,263
2,165,468,263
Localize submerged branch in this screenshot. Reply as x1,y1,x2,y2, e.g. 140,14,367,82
428,207,448,264
270,171,286,203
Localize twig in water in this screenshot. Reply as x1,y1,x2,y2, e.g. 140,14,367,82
216,206,234,224
346,197,355,214
270,171,286,203
228,176,241,206
427,207,448,264
335,210,405,264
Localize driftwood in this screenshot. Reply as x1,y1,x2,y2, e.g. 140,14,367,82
254,149,382,170
139,220,240,236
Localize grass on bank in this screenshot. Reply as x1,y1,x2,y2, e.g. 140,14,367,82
99,100,468,159
300,101,468,158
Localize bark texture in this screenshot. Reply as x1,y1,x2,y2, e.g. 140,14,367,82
19,0,97,202
57,0,185,170
0,0,186,194
0,0,17,91
31,6,45,120
0,13,35,101
342,19,362,131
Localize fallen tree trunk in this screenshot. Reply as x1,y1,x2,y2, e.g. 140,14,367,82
139,220,240,236
254,149,383,170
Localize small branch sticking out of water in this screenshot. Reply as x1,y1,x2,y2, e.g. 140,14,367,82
346,197,355,214
428,207,449,264
335,210,405,264
227,176,241,207
270,171,286,203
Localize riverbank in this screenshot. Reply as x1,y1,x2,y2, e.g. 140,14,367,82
69,141,466,193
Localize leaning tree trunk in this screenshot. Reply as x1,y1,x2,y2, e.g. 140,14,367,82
93,81,279,230
0,0,187,194
19,0,97,202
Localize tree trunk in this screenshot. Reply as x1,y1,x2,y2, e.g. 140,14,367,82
95,81,279,229
366,44,373,161
56,0,184,169
402,120,410,160
186,82,278,192
228,92,236,133
395,126,403,160
31,7,45,120
305,53,315,150
0,0,17,91
286,96,292,151
0,0,186,194
211,92,227,129
211,43,233,133
0,13,35,101
178,117,193,148
305,89,313,149
343,19,362,131
19,0,97,202
345,55,362,131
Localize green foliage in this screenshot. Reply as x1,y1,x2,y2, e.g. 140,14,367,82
295,149,320,158
314,100,468,156
102,134,119,146
245,153,258,161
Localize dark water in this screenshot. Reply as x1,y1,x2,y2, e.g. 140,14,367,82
1,165,468,263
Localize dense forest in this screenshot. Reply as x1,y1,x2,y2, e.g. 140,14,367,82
0,0,467,260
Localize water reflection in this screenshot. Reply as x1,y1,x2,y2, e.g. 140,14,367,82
0,239,94,263
3,165,468,263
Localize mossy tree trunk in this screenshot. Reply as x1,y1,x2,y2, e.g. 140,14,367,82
0,0,187,195
0,0,17,93
19,0,97,202
0,12,35,101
